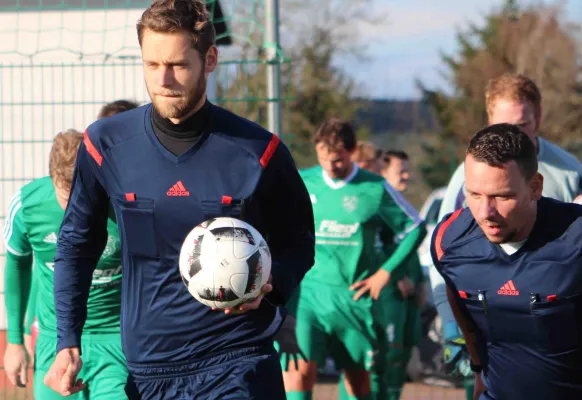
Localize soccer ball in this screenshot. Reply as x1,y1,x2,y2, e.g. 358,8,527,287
179,217,271,309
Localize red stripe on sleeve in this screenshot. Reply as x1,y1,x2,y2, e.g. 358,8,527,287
83,130,103,166
260,134,280,168
435,209,463,261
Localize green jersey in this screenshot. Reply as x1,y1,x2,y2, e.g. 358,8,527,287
299,164,426,287
3,177,122,342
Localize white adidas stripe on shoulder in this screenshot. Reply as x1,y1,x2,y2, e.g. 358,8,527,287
383,181,423,240
3,191,22,241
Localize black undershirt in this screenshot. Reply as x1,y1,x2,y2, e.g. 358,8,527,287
151,100,211,156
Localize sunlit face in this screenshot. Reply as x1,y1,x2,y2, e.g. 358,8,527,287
141,29,218,122
316,142,353,179
464,154,543,244
382,158,410,192
488,99,538,144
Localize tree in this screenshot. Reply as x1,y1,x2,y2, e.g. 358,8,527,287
419,1,582,188
216,0,381,168
283,27,367,167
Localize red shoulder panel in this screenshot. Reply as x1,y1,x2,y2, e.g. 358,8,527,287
435,209,463,261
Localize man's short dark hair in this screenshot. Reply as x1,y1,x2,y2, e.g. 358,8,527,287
98,100,140,119
467,123,538,180
383,150,408,166
313,118,357,152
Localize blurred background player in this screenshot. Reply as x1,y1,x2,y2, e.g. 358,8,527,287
351,141,383,175
281,119,426,400
2,130,127,399
97,99,140,119
378,149,427,399
432,123,582,399
4,99,137,397
429,72,582,400
352,144,427,399
23,99,139,355
381,151,410,193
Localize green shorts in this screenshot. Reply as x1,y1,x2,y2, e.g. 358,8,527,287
285,283,387,372
34,333,128,400
382,289,421,351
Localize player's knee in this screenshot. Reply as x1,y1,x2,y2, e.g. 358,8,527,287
282,360,318,391
344,369,371,397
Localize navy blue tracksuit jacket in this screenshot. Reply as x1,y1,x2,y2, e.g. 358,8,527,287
53,104,315,399
432,198,582,400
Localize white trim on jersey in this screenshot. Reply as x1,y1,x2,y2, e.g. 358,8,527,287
5,242,29,257
3,191,30,256
3,191,21,242
322,163,359,189
383,181,423,241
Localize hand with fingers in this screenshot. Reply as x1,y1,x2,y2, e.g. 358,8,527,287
350,269,391,301
4,343,30,387
43,347,85,396
273,315,307,371
213,275,273,315
474,371,486,400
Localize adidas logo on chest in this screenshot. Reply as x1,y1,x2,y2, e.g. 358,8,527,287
497,280,520,296
167,181,190,197
43,232,57,243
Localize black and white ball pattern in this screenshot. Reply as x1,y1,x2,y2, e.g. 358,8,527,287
179,217,271,309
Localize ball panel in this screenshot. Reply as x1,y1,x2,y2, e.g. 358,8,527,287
243,250,262,294
178,224,207,283
229,273,250,297
232,239,257,260
214,257,249,295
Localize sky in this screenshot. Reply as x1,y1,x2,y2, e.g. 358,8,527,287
345,0,582,99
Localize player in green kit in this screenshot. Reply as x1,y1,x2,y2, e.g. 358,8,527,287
378,150,427,399
280,118,427,400
13,99,140,360
2,130,127,399
350,145,427,399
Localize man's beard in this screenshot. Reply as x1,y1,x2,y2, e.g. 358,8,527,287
151,72,207,120
484,226,518,244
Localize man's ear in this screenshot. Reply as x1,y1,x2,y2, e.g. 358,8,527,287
204,45,218,75
530,172,544,200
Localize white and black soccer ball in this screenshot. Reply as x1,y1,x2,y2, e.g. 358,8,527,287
179,217,271,309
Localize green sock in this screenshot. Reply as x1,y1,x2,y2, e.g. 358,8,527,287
286,391,312,400
370,371,383,400
464,378,475,400
387,386,403,400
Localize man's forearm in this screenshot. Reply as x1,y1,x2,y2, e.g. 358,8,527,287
381,223,427,273
4,252,33,345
